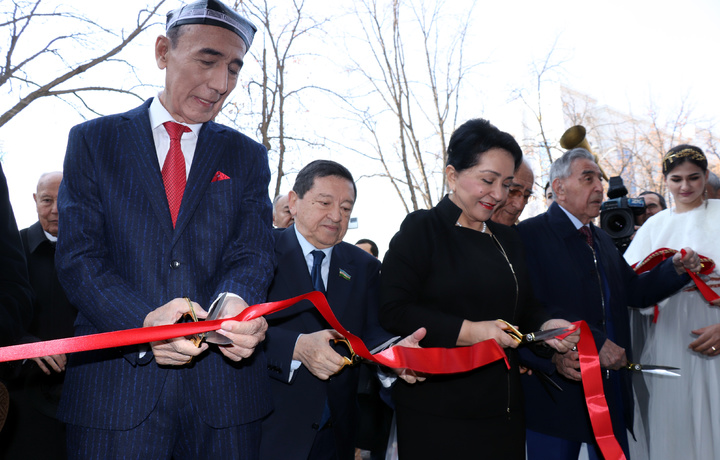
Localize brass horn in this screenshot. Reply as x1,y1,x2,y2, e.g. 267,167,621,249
559,125,609,180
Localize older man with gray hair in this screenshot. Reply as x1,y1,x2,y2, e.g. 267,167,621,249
516,148,699,460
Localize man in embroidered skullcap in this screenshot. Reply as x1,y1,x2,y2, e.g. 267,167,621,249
262,160,424,459
55,1,274,458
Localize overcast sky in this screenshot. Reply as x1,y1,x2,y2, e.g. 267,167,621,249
2,0,718,256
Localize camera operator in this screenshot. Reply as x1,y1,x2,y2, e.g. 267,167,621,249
636,191,667,226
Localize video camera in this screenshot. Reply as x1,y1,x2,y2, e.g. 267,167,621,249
600,176,646,254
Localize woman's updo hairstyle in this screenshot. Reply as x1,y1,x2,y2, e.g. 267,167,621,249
447,118,522,173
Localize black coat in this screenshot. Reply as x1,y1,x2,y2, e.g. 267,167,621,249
379,195,549,458
0,222,77,459
19,221,77,342
0,163,32,348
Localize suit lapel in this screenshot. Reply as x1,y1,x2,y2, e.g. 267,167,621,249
326,243,355,321
547,204,594,279
120,101,175,239
173,121,227,242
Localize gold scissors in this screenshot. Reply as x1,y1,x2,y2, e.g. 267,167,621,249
333,337,362,372
497,319,571,344
181,297,205,347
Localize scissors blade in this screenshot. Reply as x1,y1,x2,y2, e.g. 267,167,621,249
641,369,681,377
204,293,233,345
522,327,572,343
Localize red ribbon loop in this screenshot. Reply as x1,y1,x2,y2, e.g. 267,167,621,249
680,249,720,303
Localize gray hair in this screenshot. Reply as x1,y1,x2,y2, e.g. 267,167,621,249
707,171,720,193
549,148,595,184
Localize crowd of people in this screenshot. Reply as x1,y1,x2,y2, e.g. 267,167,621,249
0,1,717,459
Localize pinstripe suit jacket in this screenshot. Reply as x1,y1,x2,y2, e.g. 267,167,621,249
55,99,274,430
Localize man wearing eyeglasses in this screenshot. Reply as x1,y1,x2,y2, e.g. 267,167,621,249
491,159,535,226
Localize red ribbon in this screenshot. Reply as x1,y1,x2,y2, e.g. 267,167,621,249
1,292,627,457
567,321,626,460
0,292,508,374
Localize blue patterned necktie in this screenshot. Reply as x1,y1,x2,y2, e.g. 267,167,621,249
311,250,326,293
311,249,332,428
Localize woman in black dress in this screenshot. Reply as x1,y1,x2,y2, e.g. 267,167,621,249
380,119,577,459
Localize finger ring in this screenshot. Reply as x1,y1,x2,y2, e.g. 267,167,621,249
572,346,578,351
712,346,717,352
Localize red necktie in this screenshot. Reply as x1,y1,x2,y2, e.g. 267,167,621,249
162,121,191,227
579,225,593,247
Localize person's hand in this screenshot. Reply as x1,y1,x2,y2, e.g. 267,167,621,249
293,329,347,380
552,350,581,381
598,339,627,370
540,319,579,353
457,320,519,349
144,298,209,365
690,323,720,356
672,247,701,275
392,327,427,384
211,296,268,362
30,354,67,375
519,365,532,375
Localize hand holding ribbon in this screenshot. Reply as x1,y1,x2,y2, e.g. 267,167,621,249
679,248,720,303
390,327,427,384
144,297,210,365
539,319,579,353
672,247,702,275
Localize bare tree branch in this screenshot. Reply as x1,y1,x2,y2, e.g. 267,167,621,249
1,0,166,128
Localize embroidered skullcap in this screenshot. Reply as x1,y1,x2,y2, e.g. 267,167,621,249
166,0,257,50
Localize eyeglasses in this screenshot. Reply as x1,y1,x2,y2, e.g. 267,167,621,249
508,187,533,203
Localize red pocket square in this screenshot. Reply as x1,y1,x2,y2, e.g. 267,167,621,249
211,171,230,182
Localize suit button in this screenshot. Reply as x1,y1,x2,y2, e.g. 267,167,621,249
311,423,320,430
170,260,181,269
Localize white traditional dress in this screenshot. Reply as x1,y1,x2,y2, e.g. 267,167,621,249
624,199,720,460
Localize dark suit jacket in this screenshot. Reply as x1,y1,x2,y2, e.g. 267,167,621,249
0,222,75,458
260,226,389,460
55,99,275,430
20,221,77,343
0,163,32,348
516,202,689,443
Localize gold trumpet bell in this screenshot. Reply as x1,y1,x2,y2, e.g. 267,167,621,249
559,125,609,181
